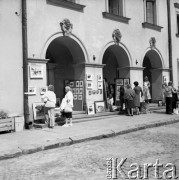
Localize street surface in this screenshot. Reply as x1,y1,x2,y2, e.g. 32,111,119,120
0,122,179,180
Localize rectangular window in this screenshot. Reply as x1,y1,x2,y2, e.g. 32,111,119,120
146,0,156,24
177,14,179,34
109,0,123,16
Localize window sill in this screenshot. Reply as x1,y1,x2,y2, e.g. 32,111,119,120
102,12,131,24
142,22,163,32
46,0,85,12
176,34,179,37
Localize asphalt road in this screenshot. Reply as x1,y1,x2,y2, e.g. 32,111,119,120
0,123,179,180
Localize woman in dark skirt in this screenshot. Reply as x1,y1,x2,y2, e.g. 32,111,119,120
124,84,136,116
133,81,143,115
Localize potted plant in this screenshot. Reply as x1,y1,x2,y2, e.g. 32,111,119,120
0,110,14,132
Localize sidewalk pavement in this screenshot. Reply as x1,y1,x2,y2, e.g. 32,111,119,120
0,111,179,161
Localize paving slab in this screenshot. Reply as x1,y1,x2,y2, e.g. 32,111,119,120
0,112,179,160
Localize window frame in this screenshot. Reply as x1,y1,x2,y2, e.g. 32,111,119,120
46,0,85,12
142,0,162,32
174,3,179,37
108,0,123,16
103,0,131,24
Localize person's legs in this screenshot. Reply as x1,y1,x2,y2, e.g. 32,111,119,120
131,108,133,116
127,108,130,115
48,108,55,128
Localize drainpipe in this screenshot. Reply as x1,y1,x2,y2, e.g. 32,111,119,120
22,0,30,129
167,0,173,81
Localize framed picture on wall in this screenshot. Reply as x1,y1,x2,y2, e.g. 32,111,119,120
86,74,93,81
73,95,77,100
76,88,80,94
87,82,93,89
80,81,83,87
98,81,103,89
76,81,80,87
116,79,123,86
78,95,83,100
39,87,47,95
124,79,130,87
79,88,83,94
29,64,43,79
32,102,45,120
70,82,74,87
97,74,103,82
28,87,36,95
87,104,95,115
72,88,76,94
94,101,106,113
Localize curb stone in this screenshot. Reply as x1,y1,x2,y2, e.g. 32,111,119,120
1,117,179,161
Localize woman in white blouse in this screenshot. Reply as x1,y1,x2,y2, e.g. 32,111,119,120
61,86,73,127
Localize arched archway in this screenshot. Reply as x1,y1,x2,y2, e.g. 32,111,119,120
102,43,130,103
45,35,87,111
142,49,163,101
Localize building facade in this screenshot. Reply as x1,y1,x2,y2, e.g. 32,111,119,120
0,0,178,124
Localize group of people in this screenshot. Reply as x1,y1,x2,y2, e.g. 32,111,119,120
41,77,178,128
42,85,73,128
119,81,144,116
107,76,151,116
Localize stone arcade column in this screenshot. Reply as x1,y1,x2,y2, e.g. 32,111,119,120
81,63,105,112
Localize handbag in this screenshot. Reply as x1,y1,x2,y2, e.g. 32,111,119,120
64,103,73,113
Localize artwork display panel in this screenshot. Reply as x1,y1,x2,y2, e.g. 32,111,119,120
97,74,103,82
116,79,123,86
86,74,93,81
28,87,36,95
40,87,47,95
94,101,106,113
87,104,95,115
32,102,45,120
29,64,43,79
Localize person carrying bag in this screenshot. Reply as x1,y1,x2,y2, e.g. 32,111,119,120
60,86,73,127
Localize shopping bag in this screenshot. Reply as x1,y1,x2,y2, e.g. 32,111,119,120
64,103,73,113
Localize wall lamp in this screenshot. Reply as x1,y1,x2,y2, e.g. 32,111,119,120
93,55,96,61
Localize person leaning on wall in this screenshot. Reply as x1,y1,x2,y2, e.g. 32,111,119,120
42,85,56,128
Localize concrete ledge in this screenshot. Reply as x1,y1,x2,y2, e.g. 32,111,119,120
19,144,43,155
0,149,22,160
1,115,179,161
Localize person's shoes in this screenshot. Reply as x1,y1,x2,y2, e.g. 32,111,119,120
126,114,131,116
62,124,69,127
69,123,73,126
131,114,133,116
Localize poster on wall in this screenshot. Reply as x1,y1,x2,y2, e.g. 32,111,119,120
29,64,43,79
